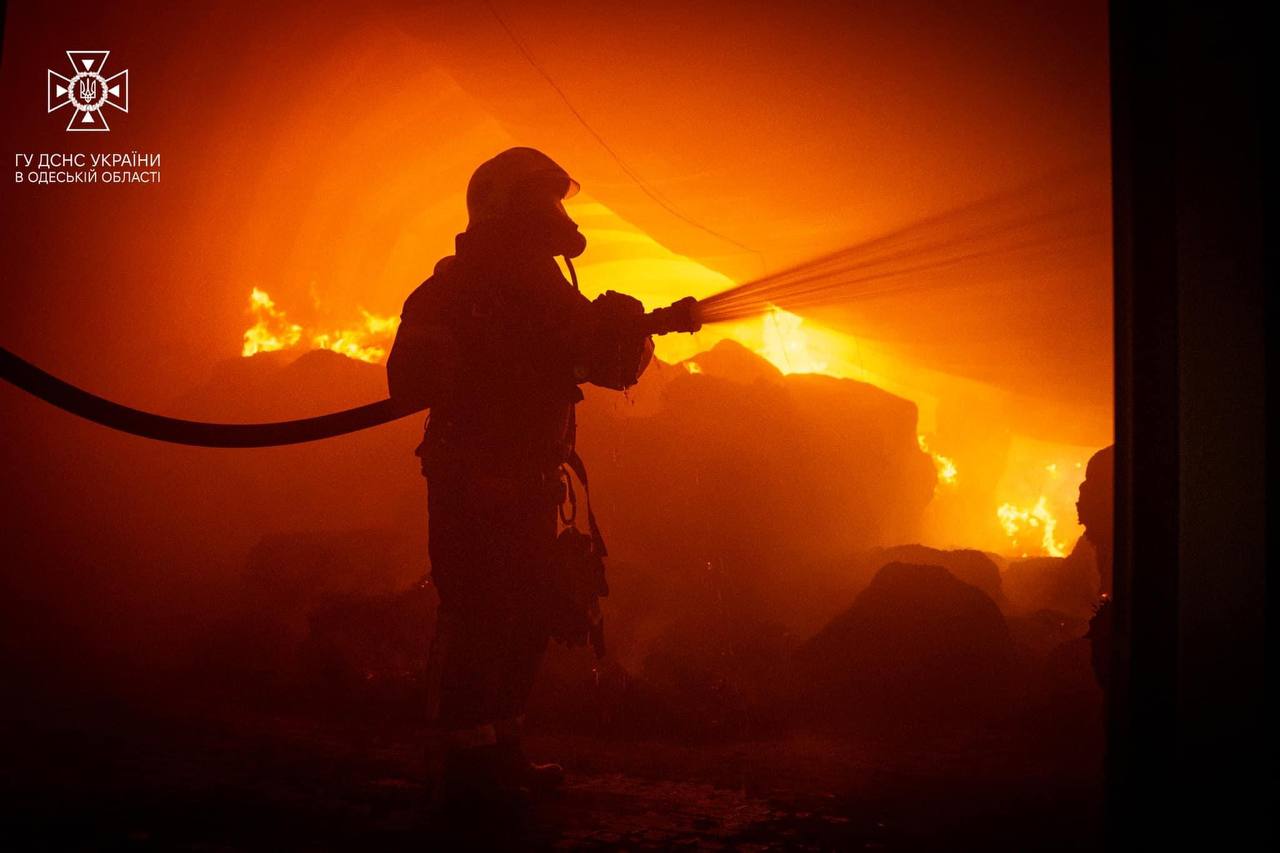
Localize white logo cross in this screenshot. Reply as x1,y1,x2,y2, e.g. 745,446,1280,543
48,50,129,132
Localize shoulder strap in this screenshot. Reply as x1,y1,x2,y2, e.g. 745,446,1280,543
565,449,607,558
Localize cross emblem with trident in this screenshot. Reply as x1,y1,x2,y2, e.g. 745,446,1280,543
48,50,129,132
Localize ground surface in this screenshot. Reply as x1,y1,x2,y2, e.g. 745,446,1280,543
3,694,1102,851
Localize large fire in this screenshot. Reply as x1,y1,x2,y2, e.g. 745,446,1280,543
240,286,1086,560
241,289,399,364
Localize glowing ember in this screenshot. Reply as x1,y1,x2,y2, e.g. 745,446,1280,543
997,496,1065,558
758,306,829,375
683,361,702,374
240,289,399,364
917,435,958,487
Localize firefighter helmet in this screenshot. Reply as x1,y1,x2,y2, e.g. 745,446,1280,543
466,147,580,227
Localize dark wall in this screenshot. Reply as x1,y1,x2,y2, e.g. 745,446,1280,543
1109,1,1266,847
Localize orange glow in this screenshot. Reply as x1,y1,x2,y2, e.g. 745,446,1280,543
240,208,1091,561
758,307,830,375
192,17,1108,559
2,6,1123,809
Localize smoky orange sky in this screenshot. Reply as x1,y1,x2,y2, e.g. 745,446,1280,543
2,0,1111,556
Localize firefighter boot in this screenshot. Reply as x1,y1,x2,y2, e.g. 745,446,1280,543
495,717,565,793
437,725,526,809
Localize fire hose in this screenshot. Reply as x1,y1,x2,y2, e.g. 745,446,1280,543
0,297,702,449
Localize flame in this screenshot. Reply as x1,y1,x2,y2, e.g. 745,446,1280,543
683,361,702,374
310,309,400,364
918,435,958,487
991,447,1088,557
242,288,303,357
996,496,1065,558
758,306,829,374
240,289,399,364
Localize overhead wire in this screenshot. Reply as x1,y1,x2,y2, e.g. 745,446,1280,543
484,0,767,275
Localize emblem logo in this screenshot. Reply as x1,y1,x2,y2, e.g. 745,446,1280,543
48,50,129,132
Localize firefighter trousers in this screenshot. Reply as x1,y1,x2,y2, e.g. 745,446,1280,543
424,465,559,737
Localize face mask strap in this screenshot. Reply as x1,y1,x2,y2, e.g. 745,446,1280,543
564,256,579,290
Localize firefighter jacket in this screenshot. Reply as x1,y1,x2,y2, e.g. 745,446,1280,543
386,223,652,477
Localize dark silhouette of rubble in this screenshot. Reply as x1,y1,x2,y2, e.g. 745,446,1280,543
794,562,1015,726
871,544,1004,603
1002,537,1099,621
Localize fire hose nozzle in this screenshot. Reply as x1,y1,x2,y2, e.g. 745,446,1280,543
641,296,702,336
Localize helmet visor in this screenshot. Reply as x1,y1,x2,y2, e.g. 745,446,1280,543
522,169,579,203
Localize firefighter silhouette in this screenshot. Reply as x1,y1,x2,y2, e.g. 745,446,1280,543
387,148,654,804
1077,444,1114,687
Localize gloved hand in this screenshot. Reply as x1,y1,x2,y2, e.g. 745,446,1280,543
579,290,653,389
592,289,645,320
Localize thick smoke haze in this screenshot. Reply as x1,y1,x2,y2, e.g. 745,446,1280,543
1,3,1111,847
